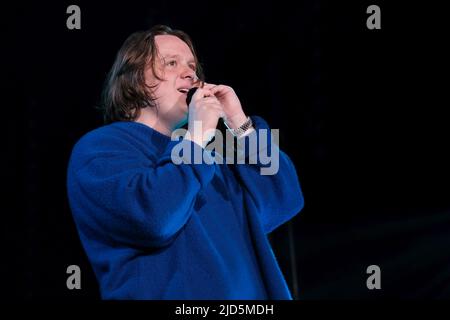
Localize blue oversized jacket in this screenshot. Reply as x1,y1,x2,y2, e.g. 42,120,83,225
67,115,304,299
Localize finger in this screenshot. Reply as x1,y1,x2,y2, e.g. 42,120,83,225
203,83,228,98
192,87,214,101
200,99,223,110
209,104,225,117
203,104,224,117
200,83,233,100
200,96,221,104
201,82,218,90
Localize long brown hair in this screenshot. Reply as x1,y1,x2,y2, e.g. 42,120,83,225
100,25,204,124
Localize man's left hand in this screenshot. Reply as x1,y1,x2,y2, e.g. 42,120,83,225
202,83,248,129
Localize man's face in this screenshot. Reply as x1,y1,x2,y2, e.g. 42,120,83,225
145,35,198,128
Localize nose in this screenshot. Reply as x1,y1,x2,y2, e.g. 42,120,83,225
180,65,196,82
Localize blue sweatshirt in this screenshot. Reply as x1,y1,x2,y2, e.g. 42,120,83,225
67,115,304,299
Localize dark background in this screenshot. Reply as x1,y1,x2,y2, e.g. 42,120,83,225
2,0,449,299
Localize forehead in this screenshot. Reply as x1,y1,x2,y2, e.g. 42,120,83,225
155,35,194,59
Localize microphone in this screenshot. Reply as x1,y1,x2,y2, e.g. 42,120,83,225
186,87,198,106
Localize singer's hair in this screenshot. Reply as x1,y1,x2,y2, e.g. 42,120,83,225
99,25,204,124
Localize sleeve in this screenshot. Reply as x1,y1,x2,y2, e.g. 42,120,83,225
230,115,304,234
67,134,215,249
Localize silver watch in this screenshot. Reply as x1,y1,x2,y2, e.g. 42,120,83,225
224,116,253,138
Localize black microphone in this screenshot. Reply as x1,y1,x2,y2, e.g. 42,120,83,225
186,87,198,106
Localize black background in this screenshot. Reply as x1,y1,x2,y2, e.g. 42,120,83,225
2,0,449,299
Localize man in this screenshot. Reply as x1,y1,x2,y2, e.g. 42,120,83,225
67,25,304,299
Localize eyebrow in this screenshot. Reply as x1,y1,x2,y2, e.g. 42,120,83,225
162,54,196,65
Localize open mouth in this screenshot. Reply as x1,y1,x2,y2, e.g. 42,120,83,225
178,88,189,94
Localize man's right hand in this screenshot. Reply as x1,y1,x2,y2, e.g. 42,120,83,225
186,87,224,148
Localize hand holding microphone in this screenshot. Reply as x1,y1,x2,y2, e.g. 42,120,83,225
185,86,225,148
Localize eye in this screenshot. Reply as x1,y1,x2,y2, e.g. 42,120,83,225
166,60,177,67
